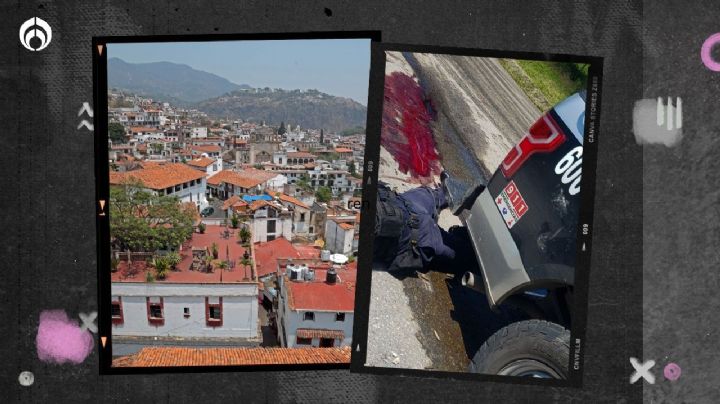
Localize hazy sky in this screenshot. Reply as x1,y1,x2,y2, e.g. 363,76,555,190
107,39,371,105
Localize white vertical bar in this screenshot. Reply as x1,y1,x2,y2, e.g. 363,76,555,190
667,96,673,130
675,97,682,129
657,97,664,126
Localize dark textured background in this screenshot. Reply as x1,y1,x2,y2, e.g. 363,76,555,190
0,0,655,402
643,1,720,403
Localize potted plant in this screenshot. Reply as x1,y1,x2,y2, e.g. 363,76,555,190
240,257,253,280
238,227,251,245
166,252,181,270
230,214,239,229
198,222,206,234
211,242,219,259
154,256,169,280
204,254,213,272
110,257,119,273
146,271,155,283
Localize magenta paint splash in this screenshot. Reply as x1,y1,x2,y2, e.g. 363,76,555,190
381,72,441,180
36,310,94,364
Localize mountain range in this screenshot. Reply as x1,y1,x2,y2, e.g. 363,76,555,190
108,58,367,132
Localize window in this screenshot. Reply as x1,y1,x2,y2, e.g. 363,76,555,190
336,312,345,322
111,297,123,325
300,213,306,222
175,185,181,192
183,182,188,189
205,297,223,327
267,220,276,233
319,338,335,348
183,307,190,318
296,337,312,345
166,187,173,194
303,312,315,321
146,297,164,326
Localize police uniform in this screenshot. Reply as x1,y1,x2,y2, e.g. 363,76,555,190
374,183,457,274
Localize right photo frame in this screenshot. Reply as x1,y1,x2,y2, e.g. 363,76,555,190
352,43,603,386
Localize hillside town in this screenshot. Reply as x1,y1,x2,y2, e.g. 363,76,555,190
107,91,365,365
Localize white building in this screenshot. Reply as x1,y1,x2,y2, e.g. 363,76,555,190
324,218,355,255
109,163,209,209
248,200,293,243
191,127,208,138
111,282,258,338
276,193,311,237
186,156,223,178
276,261,355,348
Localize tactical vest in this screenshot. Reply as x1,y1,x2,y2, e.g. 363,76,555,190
374,183,423,272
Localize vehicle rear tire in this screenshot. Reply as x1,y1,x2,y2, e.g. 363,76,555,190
469,319,570,379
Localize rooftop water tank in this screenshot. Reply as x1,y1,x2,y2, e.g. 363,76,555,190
289,264,305,281
304,267,315,282
326,267,337,284
320,250,331,262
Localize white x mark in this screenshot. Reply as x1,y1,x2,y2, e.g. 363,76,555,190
630,357,655,384
79,311,98,333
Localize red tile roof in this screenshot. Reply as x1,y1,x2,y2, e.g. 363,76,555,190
277,193,309,209
296,329,344,340
287,152,316,159
334,147,353,153
112,346,350,367
186,157,215,168
221,195,248,211
130,127,159,133
109,163,205,190
253,237,301,278
285,261,357,312
192,145,222,153
207,169,277,189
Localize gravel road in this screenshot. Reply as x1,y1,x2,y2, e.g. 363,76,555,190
365,52,541,372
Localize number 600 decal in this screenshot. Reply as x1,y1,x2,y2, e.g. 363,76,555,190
555,146,582,196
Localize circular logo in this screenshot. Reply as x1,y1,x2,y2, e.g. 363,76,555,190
19,17,52,52
18,371,34,386
701,33,720,72
663,362,682,381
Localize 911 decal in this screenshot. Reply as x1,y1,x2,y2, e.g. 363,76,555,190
555,146,583,196
495,181,528,229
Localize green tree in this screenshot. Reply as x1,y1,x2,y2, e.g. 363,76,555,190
296,174,312,192
109,178,195,258
108,122,126,144
166,251,181,270
238,226,251,244
315,186,332,203
278,121,286,135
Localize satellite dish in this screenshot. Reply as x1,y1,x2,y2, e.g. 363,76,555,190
329,254,348,264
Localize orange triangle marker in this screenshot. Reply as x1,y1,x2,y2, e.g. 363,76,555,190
97,44,104,55
100,336,107,348
99,200,106,210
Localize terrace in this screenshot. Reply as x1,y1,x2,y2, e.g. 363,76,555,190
112,225,257,284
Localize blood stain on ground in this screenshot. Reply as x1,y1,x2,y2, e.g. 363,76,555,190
381,72,442,181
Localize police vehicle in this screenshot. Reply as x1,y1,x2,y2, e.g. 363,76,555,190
443,91,587,378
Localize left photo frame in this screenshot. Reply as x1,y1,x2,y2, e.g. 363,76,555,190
93,31,380,373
